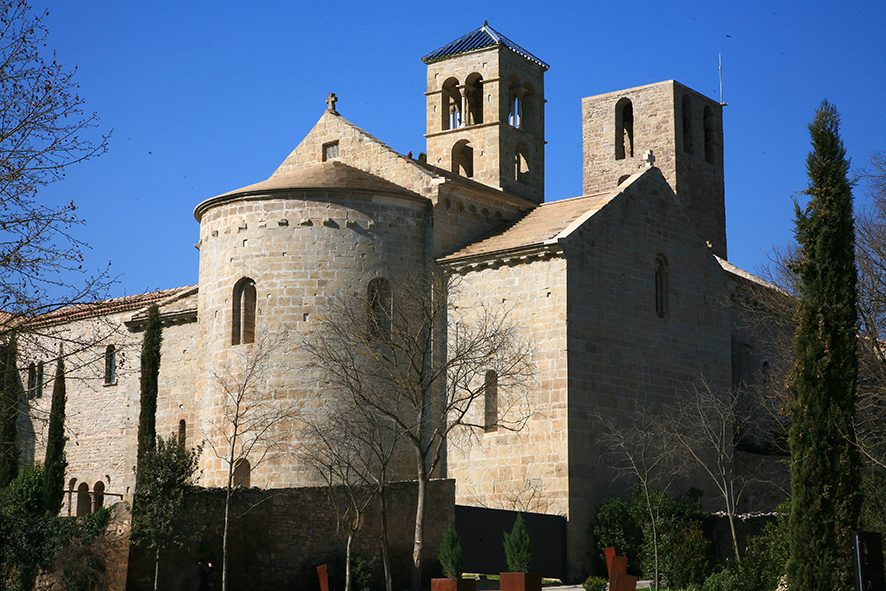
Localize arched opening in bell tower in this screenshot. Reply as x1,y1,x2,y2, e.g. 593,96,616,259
452,140,474,177
615,98,634,160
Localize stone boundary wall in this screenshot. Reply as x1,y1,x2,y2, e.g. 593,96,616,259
126,479,455,591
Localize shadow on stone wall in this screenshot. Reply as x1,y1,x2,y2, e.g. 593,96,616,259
126,479,455,591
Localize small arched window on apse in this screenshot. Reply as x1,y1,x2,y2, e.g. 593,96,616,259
368,277,392,341
441,77,461,131
104,345,116,384
232,278,257,345
615,98,634,160
465,73,484,125
508,76,524,128
515,143,530,184
655,255,669,318
93,481,105,511
233,458,251,488
452,140,473,178
682,94,694,155
76,482,91,516
178,419,186,446
703,105,715,164
484,369,498,431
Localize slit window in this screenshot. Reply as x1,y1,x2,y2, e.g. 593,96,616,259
104,345,116,384
368,278,392,341
655,255,669,318
484,369,498,431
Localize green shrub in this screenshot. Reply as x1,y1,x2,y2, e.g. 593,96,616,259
594,485,711,586
438,523,464,578
0,463,46,516
582,575,608,591
592,496,643,574
503,513,532,573
352,554,377,591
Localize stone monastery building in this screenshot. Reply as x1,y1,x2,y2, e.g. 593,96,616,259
18,25,770,576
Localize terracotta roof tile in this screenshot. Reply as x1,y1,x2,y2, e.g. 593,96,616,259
20,286,196,327
440,191,617,262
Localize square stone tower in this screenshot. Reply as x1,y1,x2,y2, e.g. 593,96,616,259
582,80,726,258
422,24,548,204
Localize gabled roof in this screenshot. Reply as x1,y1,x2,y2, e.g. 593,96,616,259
439,190,619,263
421,24,549,70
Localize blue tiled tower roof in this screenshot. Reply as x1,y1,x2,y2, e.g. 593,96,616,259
421,24,549,70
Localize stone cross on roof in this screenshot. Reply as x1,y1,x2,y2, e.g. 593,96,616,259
326,93,338,114
643,150,656,168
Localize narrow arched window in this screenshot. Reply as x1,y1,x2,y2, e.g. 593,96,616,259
515,143,530,183
484,370,498,431
27,363,36,397
442,78,461,131
704,105,715,164
36,361,43,398
508,76,524,128
615,98,634,160
368,278,392,341
93,481,105,511
104,345,116,384
232,278,257,345
452,140,473,178
76,482,91,516
682,94,694,154
466,73,484,125
655,255,669,318
233,458,251,488
178,419,186,446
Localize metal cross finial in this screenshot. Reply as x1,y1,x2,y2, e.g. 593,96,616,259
643,150,656,168
326,93,338,114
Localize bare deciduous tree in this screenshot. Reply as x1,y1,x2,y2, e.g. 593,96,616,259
664,379,750,563
203,336,299,591
0,0,112,327
304,268,534,591
596,408,675,591
302,394,401,591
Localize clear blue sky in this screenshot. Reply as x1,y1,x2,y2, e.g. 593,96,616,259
35,0,886,298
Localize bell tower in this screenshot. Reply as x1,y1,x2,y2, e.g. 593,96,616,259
422,25,548,204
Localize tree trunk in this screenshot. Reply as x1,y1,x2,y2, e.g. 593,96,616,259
223,488,231,591
346,532,354,591
153,547,160,591
381,485,393,591
411,472,428,591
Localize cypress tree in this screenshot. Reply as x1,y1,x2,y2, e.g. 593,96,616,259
787,100,861,591
137,305,163,470
42,345,67,514
0,334,21,488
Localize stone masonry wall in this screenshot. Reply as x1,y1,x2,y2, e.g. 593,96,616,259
425,46,546,204
126,479,455,591
193,189,428,488
562,168,732,578
445,254,569,517
17,305,198,516
581,80,726,258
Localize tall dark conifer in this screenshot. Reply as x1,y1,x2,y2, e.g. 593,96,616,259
43,345,67,514
137,305,163,471
0,334,21,488
787,100,861,591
